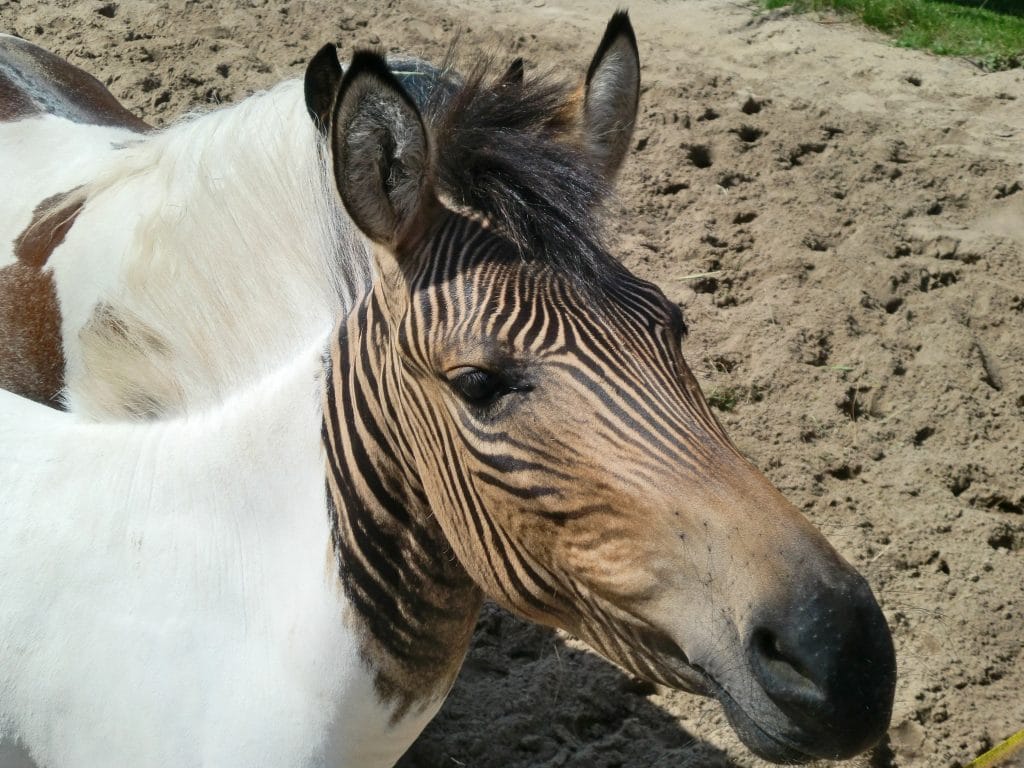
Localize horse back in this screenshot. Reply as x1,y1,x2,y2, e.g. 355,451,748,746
0,34,150,131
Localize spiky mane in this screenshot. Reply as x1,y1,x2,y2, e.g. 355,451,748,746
421,54,621,287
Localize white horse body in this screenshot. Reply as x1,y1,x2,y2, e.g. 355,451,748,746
0,74,370,418
0,337,437,768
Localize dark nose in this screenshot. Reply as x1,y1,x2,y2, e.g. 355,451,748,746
747,572,897,759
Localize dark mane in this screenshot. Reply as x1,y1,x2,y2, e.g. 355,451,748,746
420,55,622,288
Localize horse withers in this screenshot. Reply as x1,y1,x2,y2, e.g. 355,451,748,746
0,33,457,417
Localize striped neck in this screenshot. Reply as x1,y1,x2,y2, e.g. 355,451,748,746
321,291,482,721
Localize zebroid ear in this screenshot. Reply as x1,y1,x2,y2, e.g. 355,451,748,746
329,50,434,248
581,11,641,181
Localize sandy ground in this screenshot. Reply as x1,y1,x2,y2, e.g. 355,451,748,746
2,1,1022,766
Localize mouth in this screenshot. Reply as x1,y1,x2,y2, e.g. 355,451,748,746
703,673,816,764
635,629,815,764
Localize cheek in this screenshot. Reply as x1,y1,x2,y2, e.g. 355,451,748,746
562,532,667,605
551,510,679,595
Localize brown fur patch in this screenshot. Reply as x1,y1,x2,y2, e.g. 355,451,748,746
0,191,84,406
14,192,84,269
0,263,64,405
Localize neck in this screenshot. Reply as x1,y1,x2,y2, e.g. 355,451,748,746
321,291,482,721
70,80,373,416
129,79,371,296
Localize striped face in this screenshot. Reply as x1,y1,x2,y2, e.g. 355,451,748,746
364,210,896,761
319,30,895,763
384,214,732,671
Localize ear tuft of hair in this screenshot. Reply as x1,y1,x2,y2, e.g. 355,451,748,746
501,57,525,86
422,57,614,286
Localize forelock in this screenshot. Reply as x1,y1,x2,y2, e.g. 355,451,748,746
419,50,623,291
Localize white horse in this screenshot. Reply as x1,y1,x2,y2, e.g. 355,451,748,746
0,15,897,768
0,33,465,418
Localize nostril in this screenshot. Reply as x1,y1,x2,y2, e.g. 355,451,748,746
755,629,812,681
750,628,825,706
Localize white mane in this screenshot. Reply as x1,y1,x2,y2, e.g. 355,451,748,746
41,80,372,418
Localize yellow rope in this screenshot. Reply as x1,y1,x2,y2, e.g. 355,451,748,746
967,727,1024,768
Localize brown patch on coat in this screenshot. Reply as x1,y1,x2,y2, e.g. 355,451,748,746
0,34,151,131
0,190,85,407
14,192,84,269
0,263,64,405
555,82,586,128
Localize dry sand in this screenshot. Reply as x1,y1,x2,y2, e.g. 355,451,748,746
2,1,1022,766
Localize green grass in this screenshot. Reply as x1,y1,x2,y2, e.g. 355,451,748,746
706,387,742,412
705,384,766,412
761,0,1024,70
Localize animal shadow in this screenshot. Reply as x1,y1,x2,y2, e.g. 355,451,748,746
398,603,739,768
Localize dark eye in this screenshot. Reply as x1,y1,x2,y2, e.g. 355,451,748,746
449,368,506,405
448,367,531,408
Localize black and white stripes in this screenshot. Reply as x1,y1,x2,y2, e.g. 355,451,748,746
319,207,740,711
